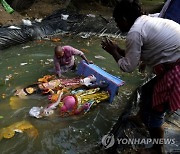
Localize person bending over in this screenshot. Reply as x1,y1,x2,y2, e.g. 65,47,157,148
101,0,180,153
54,45,92,77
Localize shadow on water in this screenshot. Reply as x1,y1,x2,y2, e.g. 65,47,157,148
0,34,146,153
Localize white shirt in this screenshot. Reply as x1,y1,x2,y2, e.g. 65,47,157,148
118,15,180,72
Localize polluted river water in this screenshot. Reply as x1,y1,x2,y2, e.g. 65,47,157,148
0,34,145,153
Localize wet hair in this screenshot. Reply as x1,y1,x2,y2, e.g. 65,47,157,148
113,0,142,25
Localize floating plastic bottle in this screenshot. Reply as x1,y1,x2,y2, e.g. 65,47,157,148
0,0,14,14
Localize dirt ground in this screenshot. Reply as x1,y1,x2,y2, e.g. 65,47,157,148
0,0,164,26
0,0,64,26
0,0,113,26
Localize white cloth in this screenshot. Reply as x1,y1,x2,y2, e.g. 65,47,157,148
118,15,180,72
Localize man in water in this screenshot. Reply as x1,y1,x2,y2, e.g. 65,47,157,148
101,0,180,153
54,45,92,77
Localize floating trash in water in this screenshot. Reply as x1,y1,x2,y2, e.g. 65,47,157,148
87,14,96,18
47,59,53,62
86,42,90,46
102,67,106,71
29,106,44,119
5,74,12,83
22,46,30,49
7,66,12,70
81,33,91,39
20,63,28,66
94,55,106,60
1,93,6,99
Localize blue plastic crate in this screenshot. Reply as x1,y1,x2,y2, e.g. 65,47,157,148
77,60,124,103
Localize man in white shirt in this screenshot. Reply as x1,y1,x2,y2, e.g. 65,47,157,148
101,0,180,153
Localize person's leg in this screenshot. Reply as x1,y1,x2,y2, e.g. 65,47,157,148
141,108,166,154
148,126,165,154
137,77,166,153
128,77,157,128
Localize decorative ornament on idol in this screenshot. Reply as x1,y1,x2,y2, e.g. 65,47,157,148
73,103,90,115
60,96,76,112
80,75,96,86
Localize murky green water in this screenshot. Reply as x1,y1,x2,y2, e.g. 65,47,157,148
0,34,145,153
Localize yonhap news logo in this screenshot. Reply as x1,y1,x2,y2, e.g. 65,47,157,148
102,134,176,149
101,134,115,149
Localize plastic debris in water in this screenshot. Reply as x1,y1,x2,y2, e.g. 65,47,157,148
94,55,106,60
20,63,28,66
87,14,96,18
22,46,30,49
7,66,12,70
81,33,91,39
29,107,44,118
1,93,6,99
46,59,53,62
29,91,63,118
5,74,12,84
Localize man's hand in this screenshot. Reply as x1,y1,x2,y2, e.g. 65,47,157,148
101,37,125,57
101,37,125,63
101,37,119,55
